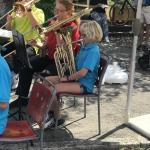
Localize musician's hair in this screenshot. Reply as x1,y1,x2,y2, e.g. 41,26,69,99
80,21,103,42
57,0,80,26
57,0,74,15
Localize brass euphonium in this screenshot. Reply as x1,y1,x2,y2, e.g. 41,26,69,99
54,31,75,78
54,28,83,78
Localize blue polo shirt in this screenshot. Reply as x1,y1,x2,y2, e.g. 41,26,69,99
76,43,100,93
0,55,11,135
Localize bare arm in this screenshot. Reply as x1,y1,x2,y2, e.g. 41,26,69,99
6,14,13,30
60,68,88,82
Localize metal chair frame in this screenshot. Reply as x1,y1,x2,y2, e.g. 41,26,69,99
0,75,56,150
59,57,108,135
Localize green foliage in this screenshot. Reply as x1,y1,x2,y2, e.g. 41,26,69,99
36,0,55,21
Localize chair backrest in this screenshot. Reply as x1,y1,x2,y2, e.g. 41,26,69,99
27,81,55,128
95,57,108,92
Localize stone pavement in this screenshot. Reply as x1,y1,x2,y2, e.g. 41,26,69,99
1,35,150,150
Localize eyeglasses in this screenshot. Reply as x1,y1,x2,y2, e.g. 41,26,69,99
54,8,67,13
80,33,87,38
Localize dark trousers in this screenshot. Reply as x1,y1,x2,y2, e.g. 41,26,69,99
16,55,57,97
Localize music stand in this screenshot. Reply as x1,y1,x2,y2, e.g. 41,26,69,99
12,30,32,69
9,30,31,120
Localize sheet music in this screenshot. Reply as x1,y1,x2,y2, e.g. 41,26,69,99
0,29,12,38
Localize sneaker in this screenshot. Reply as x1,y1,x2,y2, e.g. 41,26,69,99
105,36,110,43
51,118,65,128
44,111,55,129
10,97,28,108
44,117,55,129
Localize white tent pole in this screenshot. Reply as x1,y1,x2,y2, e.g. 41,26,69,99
125,0,143,122
87,0,90,8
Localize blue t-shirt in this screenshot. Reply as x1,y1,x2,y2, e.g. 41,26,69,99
0,55,11,135
76,43,100,93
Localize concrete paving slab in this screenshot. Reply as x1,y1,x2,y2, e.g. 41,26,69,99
1,35,150,149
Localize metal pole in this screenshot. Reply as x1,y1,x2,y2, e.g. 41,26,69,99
125,0,143,122
87,0,90,8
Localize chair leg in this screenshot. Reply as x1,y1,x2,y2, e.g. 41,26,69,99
26,142,29,150
73,97,76,106
40,129,44,150
97,96,101,135
84,97,86,118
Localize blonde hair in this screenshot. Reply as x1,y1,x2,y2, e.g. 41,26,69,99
80,21,103,43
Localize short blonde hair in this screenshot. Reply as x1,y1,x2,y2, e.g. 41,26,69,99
80,21,103,43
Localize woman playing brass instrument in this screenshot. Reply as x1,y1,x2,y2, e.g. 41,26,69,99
14,0,80,106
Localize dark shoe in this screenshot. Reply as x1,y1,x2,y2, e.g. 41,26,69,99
44,111,55,129
44,117,55,129
137,45,143,50
45,118,65,128
52,118,65,128
10,97,28,108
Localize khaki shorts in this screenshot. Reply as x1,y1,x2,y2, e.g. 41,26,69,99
141,6,150,24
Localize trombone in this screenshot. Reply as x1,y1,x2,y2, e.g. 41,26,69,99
0,0,40,29
2,7,92,58
42,8,92,33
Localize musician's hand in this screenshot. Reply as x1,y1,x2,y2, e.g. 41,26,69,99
27,39,37,46
7,14,13,22
60,76,68,82
55,33,65,46
50,19,58,25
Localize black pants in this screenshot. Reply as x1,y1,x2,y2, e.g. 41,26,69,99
16,55,57,97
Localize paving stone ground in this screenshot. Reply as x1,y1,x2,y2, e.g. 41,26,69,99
1,35,150,150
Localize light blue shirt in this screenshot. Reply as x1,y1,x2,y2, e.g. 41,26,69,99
76,43,100,93
0,55,11,135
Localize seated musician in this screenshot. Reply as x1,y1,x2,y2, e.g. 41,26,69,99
6,0,45,55
45,21,103,128
14,0,80,106
1,0,45,73
89,0,110,43
0,53,11,135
